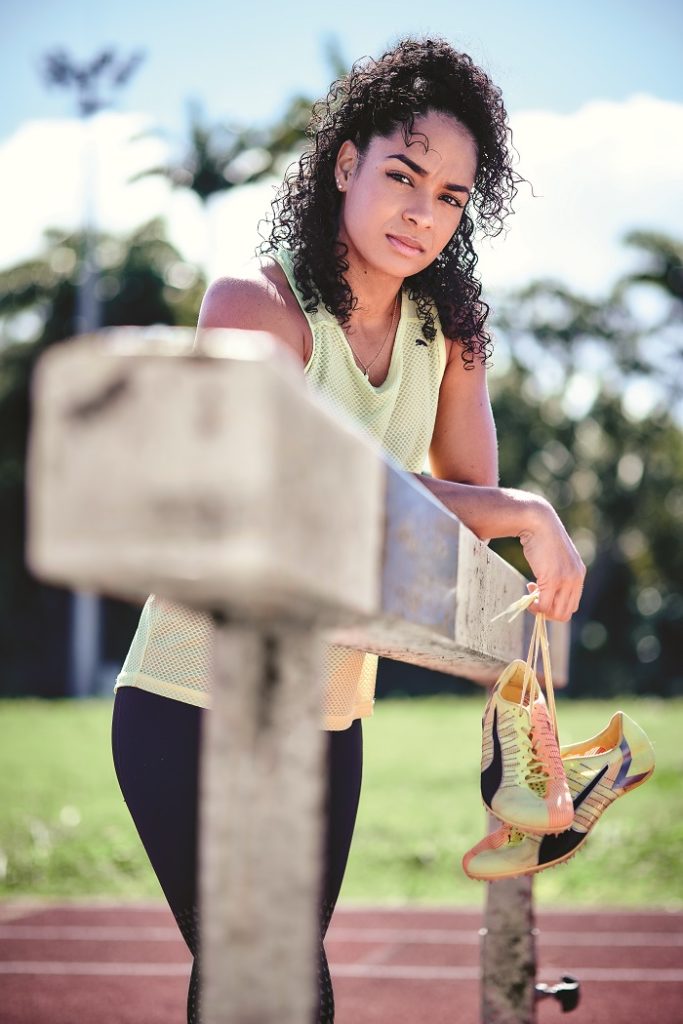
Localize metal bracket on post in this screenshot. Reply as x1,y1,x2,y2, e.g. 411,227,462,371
535,975,580,1013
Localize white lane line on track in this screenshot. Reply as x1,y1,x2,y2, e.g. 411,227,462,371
1,962,682,983
0,926,180,941
2,925,682,947
3,904,681,917
332,966,683,983
0,962,189,976
330,928,683,948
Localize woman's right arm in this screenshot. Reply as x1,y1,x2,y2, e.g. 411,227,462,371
194,270,307,366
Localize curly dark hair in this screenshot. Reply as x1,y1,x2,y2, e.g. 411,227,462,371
259,36,521,365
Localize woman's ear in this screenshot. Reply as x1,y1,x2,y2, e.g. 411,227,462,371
334,140,359,190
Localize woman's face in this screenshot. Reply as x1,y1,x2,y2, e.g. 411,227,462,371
335,110,478,280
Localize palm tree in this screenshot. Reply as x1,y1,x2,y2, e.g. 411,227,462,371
132,100,268,202
43,48,145,118
131,37,349,266
131,100,295,269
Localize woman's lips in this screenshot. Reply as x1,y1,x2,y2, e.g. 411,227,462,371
386,234,424,256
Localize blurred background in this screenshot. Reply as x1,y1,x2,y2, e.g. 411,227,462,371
2,0,681,701
0,1,681,905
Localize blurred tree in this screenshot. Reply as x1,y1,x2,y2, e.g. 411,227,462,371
0,220,206,696
42,48,145,118
494,233,683,411
620,230,683,307
130,37,350,265
131,100,271,203
0,219,203,341
133,36,351,203
130,98,306,269
41,47,147,695
489,231,683,697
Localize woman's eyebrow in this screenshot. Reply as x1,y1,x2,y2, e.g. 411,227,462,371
386,152,471,195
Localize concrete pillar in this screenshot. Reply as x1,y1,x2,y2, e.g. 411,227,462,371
200,618,325,1023
482,874,537,1024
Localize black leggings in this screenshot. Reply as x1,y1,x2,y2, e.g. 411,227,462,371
111,686,363,1023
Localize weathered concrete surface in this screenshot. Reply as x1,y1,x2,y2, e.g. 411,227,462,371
27,328,568,684
200,621,326,1023
482,874,537,1024
26,329,385,625
328,465,568,684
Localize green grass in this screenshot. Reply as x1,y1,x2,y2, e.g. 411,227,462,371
0,696,681,908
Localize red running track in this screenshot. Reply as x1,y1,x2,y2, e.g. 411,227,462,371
1,902,682,1023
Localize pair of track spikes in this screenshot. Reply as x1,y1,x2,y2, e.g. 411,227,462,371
462,595,655,882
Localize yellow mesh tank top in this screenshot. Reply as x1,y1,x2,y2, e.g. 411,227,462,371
115,248,447,729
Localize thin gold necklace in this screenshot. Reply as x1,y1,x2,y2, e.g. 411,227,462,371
347,292,400,379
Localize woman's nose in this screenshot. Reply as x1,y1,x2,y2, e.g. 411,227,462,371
403,196,433,229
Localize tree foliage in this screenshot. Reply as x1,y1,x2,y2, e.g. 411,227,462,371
489,231,683,696
0,217,204,481
131,89,315,204
1,61,681,698
0,221,206,692
131,40,349,207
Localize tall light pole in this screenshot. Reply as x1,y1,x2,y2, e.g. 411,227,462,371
42,47,144,697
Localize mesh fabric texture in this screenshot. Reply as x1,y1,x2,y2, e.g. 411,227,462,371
115,247,447,729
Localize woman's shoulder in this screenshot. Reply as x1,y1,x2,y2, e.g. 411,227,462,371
196,255,311,365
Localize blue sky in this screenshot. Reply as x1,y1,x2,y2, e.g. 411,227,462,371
1,0,683,318
2,0,682,138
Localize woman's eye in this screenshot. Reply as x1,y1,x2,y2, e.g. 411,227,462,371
387,171,464,210
387,171,412,185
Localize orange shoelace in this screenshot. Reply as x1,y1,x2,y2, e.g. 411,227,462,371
492,591,558,735
493,592,562,789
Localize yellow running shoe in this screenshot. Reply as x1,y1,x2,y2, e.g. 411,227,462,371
464,711,655,881
481,658,574,834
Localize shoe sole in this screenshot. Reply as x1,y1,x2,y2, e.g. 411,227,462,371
467,767,654,881
481,796,574,837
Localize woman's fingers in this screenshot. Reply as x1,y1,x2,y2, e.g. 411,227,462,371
529,590,573,621
528,571,585,621
521,517,586,622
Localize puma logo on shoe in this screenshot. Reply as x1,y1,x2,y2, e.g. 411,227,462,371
481,708,503,807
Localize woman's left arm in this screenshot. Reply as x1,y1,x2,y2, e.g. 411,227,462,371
428,342,498,487
417,342,585,621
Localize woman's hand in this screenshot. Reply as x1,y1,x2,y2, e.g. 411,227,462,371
517,496,586,621
413,477,586,622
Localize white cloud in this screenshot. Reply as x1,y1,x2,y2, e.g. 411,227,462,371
0,113,167,265
477,95,683,296
1,96,682,301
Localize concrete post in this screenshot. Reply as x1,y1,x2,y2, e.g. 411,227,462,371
482,876,537,1024
200,619,326,1023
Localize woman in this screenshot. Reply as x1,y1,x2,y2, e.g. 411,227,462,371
112,36,585,1023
